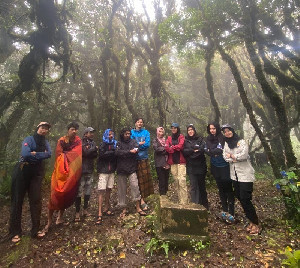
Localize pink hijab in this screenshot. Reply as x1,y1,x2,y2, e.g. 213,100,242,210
156,127,166,146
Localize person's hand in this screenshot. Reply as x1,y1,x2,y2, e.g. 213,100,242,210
231,154,236,161
194,149,199,152
139,141,145,145
31,151,36,156
130,148,138,153
226,153,231,158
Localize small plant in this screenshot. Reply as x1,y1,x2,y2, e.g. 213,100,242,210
274,169,300,223
280,246,300,268
190,239,210,252
145,238,170,257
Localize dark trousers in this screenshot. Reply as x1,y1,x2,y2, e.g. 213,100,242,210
9,162,45,238
188,172,208,209
233,180,259,224
156,167,170,195
212,165,235,215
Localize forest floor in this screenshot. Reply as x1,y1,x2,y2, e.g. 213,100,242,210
0,168,299,267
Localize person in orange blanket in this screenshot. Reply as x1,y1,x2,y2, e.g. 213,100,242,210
38,122,82,237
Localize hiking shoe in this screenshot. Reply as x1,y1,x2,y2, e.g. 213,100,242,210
226,214,235,224
220,212,227,221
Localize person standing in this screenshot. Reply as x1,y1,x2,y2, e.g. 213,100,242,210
165,123,188,205
116,128,146,217
39,122,82,235
153,127,170,196
9,122,52,242
222,124,260,234
96,129,117,225
205,122,235,223
183,125,208,209
74,127,98,222
131,118,154,211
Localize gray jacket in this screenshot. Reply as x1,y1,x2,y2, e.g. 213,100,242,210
152,138,168,168
223,139,255,182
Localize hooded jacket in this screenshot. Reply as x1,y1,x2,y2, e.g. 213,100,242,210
165,134,186,165
82,136,98,174
116,131,139,175
97,129,117,174
205,123,228,168
130,128,150,160
183,136,207,174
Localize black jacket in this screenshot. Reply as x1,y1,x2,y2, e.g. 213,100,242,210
82,137,98,174
183,137,207,174
152,138,168,168
115,139,139,175
97,142,117,174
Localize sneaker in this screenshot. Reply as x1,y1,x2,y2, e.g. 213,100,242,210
220,211,227,221
226,214,235,224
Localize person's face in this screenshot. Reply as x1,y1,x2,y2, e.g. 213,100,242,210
223,128,233,138
171,127,178,134
86,131,94,139
187,127,195,137
37,126,49,136
108,131,114,140
158,128,164,138
67,127,78,138
209,125,217,136
123,131,131,140
135,119,143,129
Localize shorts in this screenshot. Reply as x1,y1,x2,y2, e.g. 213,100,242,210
98,173,115,191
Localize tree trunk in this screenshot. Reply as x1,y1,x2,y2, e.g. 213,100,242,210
218,45,281,179
205,48,221,124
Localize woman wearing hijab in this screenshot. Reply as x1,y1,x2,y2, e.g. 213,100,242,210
96,129,117,224
9,122,52,242
222,124,260,234
165,123,188,204
153,127,170,195
183,125,208,209
205,122,235,223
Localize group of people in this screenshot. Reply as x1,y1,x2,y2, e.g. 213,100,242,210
8,118,260,243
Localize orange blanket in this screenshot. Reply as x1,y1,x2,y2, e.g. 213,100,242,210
48,136,82,210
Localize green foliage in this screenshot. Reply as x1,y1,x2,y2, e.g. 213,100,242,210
145,237,170,257
280,247,300,268
190,239,210,252
274,170,300,223
0,175,11,200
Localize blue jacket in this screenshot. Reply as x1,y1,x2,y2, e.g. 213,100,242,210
21,136,52,163
131,128,150,160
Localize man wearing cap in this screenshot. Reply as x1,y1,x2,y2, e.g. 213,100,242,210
74,127,98,221
9,122,52,243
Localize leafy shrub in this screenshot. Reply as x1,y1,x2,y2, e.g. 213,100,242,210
274,170,300,223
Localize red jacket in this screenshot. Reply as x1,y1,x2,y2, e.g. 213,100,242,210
165,134,186,165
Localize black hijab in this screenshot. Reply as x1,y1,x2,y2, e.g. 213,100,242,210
186,125,199,141
224,127,240,149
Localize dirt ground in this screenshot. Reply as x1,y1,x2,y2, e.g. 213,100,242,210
0,173,299,267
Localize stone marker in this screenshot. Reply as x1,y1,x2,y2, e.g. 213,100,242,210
158,195,209,248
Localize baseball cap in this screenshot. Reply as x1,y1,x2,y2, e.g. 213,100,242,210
171,123,180,128
37,122,51,129
84,127,95,134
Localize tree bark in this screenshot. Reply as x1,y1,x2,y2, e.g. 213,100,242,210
218,45,281,179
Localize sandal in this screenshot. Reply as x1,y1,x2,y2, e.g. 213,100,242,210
137,210,147,216
11,235,21,243
96,216,102,225
120,209,128,219
103,209,115,216
140,203,150,211
249,224,261,235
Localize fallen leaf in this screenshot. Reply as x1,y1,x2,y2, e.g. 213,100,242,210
119,252,126,259
182,251,188,256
